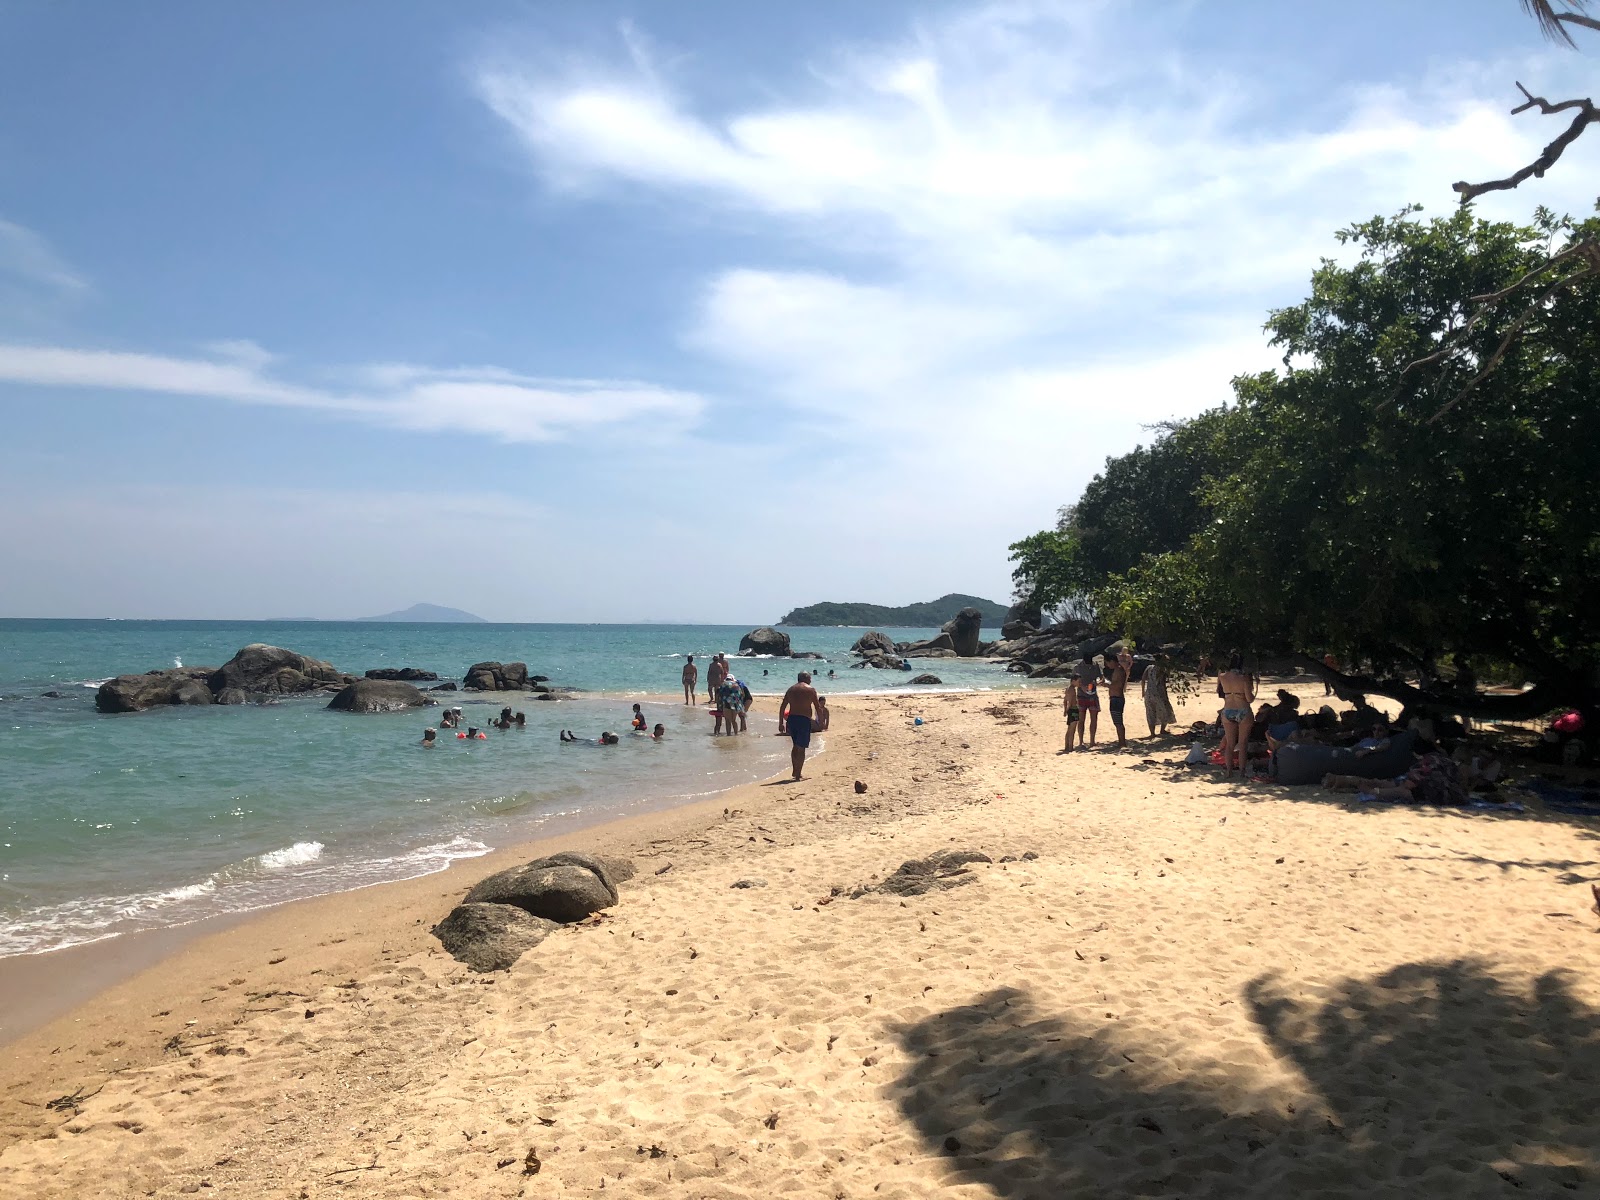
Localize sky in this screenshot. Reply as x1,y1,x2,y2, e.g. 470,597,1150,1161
0,0,1595,622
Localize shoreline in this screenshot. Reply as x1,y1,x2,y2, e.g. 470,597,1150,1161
8,683,1597,1196
0,703,818,1047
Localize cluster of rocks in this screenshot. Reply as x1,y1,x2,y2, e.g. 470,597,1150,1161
431,852,635,972
462,661,556,693
96,645,567,714
849,606,991,670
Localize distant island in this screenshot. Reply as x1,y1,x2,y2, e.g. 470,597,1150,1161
779,593,1010,627
355,603,488,624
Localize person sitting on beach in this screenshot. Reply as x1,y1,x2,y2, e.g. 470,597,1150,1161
421,727,437,748
1217,654,1256,778
682,655,699,706
814,693,830,733
778,672,821,781
652,723,666,740
1354,722,1392,755
631,703,647,731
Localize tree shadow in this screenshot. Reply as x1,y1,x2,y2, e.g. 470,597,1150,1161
892,961,1600,1196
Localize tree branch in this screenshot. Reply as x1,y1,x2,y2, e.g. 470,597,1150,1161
1454,83,1599,202
1293,653,1584,721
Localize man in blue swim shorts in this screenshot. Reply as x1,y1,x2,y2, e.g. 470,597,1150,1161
778,671,822,781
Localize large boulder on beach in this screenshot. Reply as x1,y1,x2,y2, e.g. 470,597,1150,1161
463,852,620,922
900,633,955,655
327,678,431,713
211,645,347,697
431,903,558,972
95,668,218,713
943,608,985,657
851,631,896,656
364,667,439,682
738,627,792,657
909,674,943,685
463,661,532,691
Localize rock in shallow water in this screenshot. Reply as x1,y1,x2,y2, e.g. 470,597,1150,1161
326,678,431,713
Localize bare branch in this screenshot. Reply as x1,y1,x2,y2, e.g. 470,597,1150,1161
1453,84,1599,202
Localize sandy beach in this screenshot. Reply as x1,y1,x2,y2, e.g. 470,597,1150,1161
3,681,1599,1197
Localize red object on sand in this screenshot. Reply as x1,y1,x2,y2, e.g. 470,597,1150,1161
1554,710,1585,735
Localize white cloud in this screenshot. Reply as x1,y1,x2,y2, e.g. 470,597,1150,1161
0,342,705,445
0,217,89,298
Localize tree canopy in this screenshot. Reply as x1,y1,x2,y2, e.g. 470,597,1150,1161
1012,205,1600,718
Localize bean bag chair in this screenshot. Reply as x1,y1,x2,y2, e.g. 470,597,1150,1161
1272,730,1416,786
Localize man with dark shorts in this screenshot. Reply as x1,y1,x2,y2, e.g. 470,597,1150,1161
1105,653,1129,748
778,671,821,780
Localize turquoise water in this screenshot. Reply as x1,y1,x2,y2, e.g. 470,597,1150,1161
0,620,1031,957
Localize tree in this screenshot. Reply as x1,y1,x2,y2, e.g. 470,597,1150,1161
1097,206,1599,720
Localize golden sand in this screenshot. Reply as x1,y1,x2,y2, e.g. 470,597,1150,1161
3,681,1598,1197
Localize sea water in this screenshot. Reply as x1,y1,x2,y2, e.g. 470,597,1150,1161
0,620,1035,957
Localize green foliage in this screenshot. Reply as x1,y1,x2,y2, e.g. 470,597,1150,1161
779,593,1010,627
1022,204,1600,700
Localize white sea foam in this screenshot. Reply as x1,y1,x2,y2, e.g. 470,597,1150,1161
255,841,324,870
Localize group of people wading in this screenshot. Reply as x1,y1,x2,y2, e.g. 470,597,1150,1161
681,652,828,780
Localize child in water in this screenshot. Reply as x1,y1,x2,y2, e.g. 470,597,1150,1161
652,723,666,740
631,703,647,731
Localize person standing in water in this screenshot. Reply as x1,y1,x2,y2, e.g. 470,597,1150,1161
778,671,822,781
706,654,727,705
682,655,699,705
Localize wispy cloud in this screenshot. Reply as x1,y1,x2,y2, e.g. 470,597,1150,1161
0,217,89,300
0,342,704,445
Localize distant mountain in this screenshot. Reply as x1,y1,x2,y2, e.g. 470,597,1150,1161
779,593,1010,627
355,603,488,624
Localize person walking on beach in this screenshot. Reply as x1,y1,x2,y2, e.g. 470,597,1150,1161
1061,684,1080,752
1105,653,1129,748
1074,654,1100,747
1142,651,1176,737
682,655,699,705
1217,653,1256,778
1322,651,1339,696
778,671,821,780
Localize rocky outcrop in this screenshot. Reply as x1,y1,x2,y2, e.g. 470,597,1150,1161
943,607,985,657
211,644,348,698
899,632,955,656
327,678,431,713
851,631,897,656
463,852,621,923
909,674,943,685
737,627,792,657
96,668,219,713
851,651,910,670
852,850,993,898
364,667,439,682
463,661,534,691
96,643,354,713
1003,600,1043,639
431,903,558,973
428,682,458,692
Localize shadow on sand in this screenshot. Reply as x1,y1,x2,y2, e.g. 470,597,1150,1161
892,961,1600,1196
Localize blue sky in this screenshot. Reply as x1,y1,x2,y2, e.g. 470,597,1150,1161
0,0,1595,621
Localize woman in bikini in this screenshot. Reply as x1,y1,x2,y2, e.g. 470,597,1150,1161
1217,653,1256,778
